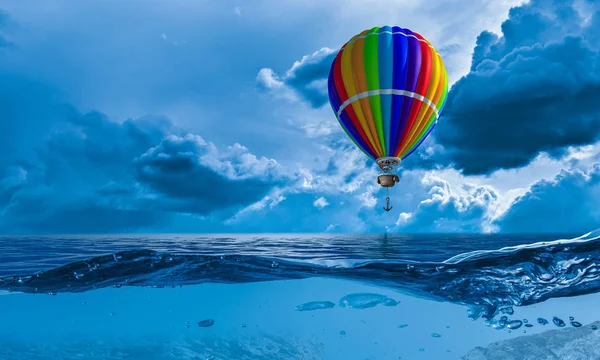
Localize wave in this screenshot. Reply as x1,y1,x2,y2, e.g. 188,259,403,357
1,230,600,319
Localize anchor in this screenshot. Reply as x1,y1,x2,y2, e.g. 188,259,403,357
375,157,400,213
383,196,393,212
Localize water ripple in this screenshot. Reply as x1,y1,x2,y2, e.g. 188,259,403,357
0,230,599,320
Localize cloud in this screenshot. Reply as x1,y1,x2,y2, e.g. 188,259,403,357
257,47,337,107
0,68,288,233
0,112,174,233
438,43,461,57
395,174,499,233
233,6,242,16
358,187,378,208
295,140,376,195
313,196,329,209
224,189,287,225
434,0,600,175
392,161,600,235
220,136,407,232
135,134,288,215
495,163,600,234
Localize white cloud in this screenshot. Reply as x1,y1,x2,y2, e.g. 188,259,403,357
224,189,287,224
256,68,284,89
386,139,600,234
393,174,500,233
286,47,336,78
285,108,340,138
155,135,286,181
358,184,378,208
233,6,242,16
324,223,338,232
395,212,413,226
313,196,329,209
293,144,376,195
256,47,336,107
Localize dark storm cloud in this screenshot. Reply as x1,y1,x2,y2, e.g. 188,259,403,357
0,110,177,233
435,0,600,175
0,75,286,234
495,163,600,234
134,134,287,214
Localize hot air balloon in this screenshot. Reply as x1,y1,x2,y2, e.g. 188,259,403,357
327,26,448,212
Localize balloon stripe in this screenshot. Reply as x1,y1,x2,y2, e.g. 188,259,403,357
352,31,384,157
342,30,440,56
332,53,379,157
365,27,386,155
341,36,380,153
395,32,431,157
339,112,377,159
402,120,437,160
409,53,447,150
389,27,409,155
413,33,433,97
378,26,394,156
332,52,349,105
398,42,441,157
329,60,376,158
436,57,449,111
334,103,377,160
328,69,372,158
401,56,449,158
394,31,422,156
403,112,435,158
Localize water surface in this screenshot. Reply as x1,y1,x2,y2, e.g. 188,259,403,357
1,231,599,359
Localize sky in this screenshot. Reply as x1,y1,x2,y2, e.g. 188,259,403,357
1,0,600,234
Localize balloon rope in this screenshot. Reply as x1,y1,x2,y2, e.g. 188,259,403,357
386,187,390,206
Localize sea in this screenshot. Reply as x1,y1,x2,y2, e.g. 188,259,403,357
1,230,600,360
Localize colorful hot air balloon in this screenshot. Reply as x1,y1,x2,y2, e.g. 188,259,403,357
327,26,448,211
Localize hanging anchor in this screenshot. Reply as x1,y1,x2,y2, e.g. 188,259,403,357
383,196,393,212
383,186,393,212
375,157,401,213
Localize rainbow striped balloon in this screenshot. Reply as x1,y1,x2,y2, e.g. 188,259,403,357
327,26,448,162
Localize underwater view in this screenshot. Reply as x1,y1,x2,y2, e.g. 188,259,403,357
2,231,600,359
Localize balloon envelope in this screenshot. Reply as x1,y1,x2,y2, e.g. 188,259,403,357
327,26,448,162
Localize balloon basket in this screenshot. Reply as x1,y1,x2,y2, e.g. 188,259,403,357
376,157,401,173
375,157,400,192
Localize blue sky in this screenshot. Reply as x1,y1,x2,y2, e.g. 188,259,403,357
1,0,599,234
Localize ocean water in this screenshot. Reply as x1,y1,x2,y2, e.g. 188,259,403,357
1,231,600,359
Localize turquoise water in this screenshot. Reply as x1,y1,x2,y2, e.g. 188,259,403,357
1,232,599,359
